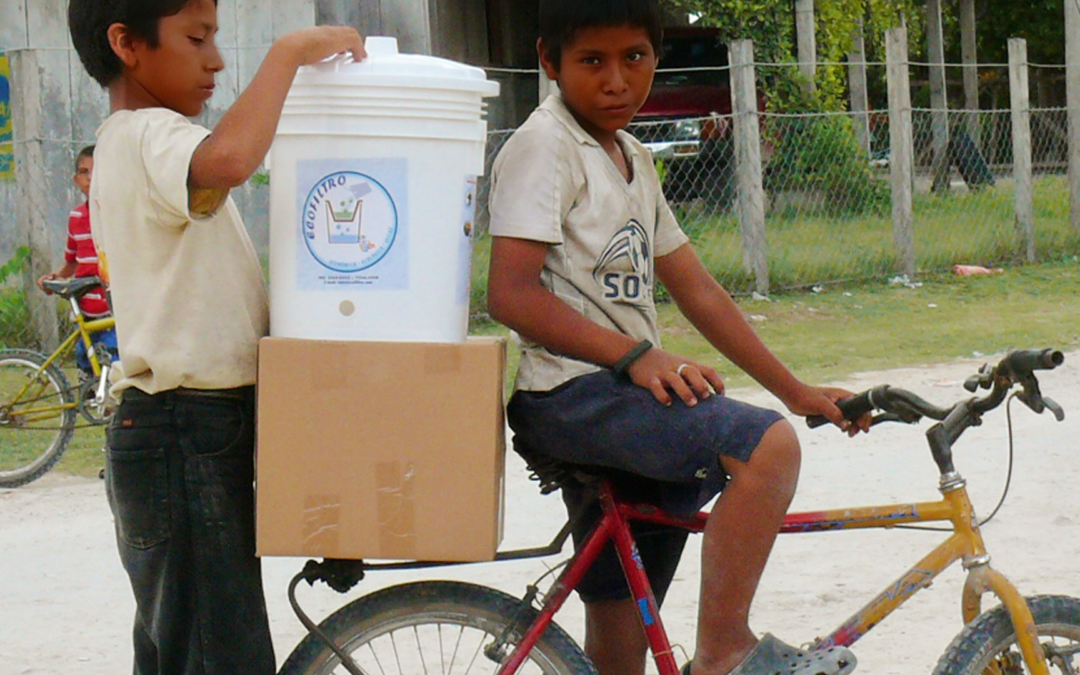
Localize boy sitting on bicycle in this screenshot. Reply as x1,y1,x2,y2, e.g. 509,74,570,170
67,1,363,673
36,145,117,378
486,2,864,675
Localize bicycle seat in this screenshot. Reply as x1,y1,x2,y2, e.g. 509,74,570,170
41,276,104,300
514,441,603,495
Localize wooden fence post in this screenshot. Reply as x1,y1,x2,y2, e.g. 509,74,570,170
729,39,769,295
795,0,816,94
960,0,980,145
886,27,915,277
927,0,951,193
848,18,871,158
1008,38,1035,263
9,49,58,351
1067,0,1080,234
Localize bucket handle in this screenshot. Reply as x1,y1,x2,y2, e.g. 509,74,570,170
311,52,361,72
309,37,398,72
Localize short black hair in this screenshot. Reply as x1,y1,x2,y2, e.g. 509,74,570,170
539,0,664,70
68,0,218,86
74,145,95,173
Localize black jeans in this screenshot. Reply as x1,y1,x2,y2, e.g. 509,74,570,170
105,387,275,675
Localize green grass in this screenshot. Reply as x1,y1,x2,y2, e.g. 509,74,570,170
681,176,1078,294
469,176,1077,313
474,258,1080,393
27,259,1080,481
11,179,1080,482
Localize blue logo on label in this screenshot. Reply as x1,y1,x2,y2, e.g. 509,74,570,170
301,170,398,273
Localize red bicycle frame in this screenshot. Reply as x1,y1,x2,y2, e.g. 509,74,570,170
497,467,1050,675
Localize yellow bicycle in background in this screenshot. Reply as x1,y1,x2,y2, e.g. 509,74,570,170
0,276,116,487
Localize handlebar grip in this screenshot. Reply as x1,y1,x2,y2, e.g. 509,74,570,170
806,389,876,429
1003,348,1064,374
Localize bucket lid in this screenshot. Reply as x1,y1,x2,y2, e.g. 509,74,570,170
295,36,499,97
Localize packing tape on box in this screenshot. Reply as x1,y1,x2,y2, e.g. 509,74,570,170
302,494,342,556
376,461,418,558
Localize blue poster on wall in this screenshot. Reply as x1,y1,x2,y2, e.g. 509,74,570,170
0,54,12,180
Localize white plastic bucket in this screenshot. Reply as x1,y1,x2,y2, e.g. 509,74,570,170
268,36,499,342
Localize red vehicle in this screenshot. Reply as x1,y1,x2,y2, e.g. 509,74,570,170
633,26,740,207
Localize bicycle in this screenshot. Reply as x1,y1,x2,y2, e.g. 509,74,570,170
0,275,117,488
276,348,1075,675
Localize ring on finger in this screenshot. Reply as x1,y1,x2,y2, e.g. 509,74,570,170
676,363,689,377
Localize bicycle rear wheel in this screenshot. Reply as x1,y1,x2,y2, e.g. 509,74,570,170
932,595,1080,675
279,580,596,675
0,349,76,488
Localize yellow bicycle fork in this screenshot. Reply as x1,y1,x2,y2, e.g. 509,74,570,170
809,472,1048,674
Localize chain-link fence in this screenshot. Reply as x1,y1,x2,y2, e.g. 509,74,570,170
4,47,1079,352
467,56,1079,313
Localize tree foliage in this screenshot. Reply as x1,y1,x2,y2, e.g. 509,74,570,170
944,0,1065,67
661,0,922,109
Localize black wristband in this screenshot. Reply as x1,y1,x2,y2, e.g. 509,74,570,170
612,339,653,379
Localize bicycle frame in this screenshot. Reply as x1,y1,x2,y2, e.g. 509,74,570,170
499,472,1050,675
6,313,115,423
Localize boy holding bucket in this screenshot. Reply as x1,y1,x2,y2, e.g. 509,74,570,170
67,1,362,672
486,2,866,675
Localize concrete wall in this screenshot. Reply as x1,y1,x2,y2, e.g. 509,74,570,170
0,0,315,265
0,0,532,267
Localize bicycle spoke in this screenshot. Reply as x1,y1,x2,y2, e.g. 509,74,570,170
367,642,387,675
448,623,469,675
413,625,429,675
278,582,594,675
462,628,486,675
1,351,77,486
391,632,402,675
437,624,446,675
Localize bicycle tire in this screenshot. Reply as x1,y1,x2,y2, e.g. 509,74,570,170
0,349,76,488
278,580,597,675
932,595,1080,675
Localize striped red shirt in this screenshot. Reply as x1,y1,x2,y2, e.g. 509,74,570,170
64,201,110,318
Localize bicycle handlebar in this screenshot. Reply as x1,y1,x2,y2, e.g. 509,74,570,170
999,348,1064,374
806,348,1065,430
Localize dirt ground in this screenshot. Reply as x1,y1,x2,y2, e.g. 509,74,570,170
3,350,1079,675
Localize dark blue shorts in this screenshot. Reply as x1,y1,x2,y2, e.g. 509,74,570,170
508,370,784,603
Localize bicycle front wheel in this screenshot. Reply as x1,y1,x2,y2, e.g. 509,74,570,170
279,580,596,675
933,595,1080,675
0,349,76,488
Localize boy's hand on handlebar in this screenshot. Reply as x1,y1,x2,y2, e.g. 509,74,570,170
627,348,725,407
787,385,871,436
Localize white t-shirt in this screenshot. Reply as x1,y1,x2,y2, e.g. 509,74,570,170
488,94,689,392
90,108,269,395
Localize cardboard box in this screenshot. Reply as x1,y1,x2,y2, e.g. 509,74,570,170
256,336,506,561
